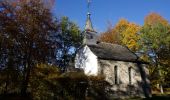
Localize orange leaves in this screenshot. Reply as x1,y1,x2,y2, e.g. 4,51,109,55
100,29,121,44
144,12,169,26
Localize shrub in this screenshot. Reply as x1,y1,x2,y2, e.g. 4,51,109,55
29,65,109,100
30,64,61,100
86,75,109,100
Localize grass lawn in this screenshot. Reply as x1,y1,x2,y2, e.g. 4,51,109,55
128,93,170,100
1,92,170,100
145,93,170,100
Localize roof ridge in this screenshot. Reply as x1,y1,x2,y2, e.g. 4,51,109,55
98,42,124,47
87,42,139,62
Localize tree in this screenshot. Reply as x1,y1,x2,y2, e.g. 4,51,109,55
0,0,58,95
100,23,121,44
144,12,169,26
115,19,140,51
56,17,82,71
140,13,170,93
100,19,140,51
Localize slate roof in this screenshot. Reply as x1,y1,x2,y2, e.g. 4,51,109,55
87,42,139,62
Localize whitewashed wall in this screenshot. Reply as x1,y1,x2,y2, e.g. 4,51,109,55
75,45,98,76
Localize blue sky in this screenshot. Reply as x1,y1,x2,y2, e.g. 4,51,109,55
53,0,170,33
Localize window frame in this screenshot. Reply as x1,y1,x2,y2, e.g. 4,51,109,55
128,67,132,85
114,65,119,84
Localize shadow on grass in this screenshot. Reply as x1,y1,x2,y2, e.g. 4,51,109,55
0,93,32,100
114,94,170,100
143,94,170,100
1,93,170,100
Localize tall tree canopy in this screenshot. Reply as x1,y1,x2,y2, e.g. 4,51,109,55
56,16,82,70
140,12,170,93
144,12,169,26
0,0,58,95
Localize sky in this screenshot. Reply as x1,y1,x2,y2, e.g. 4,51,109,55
53,0,170,33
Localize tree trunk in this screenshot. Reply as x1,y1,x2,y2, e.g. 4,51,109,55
4,75,9,94
21,51,32,96
21,62,31,96
160,84,164,94
155,53,164,94
158,65,164,94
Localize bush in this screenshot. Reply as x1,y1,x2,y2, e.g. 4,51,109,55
86,75,109,100
29,65,109,100
55,72,88,100
30,64,61,100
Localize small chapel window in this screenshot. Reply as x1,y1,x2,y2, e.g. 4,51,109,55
114,66,118,84
90,35,93,39
129,67,132,85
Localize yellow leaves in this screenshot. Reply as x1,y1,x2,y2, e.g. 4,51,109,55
126,39,137,50
115,19,141,51
115,18,129,33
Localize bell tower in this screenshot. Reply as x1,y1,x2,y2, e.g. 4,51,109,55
83,0,98,45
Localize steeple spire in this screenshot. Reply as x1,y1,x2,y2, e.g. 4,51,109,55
85,13,94,32
85,0,94,32
83,0,98,45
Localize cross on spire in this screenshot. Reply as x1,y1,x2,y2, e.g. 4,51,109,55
87,0,91,13
85,0,94,32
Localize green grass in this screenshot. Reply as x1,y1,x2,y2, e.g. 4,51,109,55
124,92,170,100
1,93,170,100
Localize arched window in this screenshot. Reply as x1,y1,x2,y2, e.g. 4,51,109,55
114,66,118,84
128,67,132,85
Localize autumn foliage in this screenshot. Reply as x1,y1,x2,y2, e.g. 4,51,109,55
100,27,121,44
144,12,169,26
140,12,170,93
100,19,140,51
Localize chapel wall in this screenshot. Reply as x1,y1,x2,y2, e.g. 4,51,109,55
98,59,146,98
75,46,98,76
